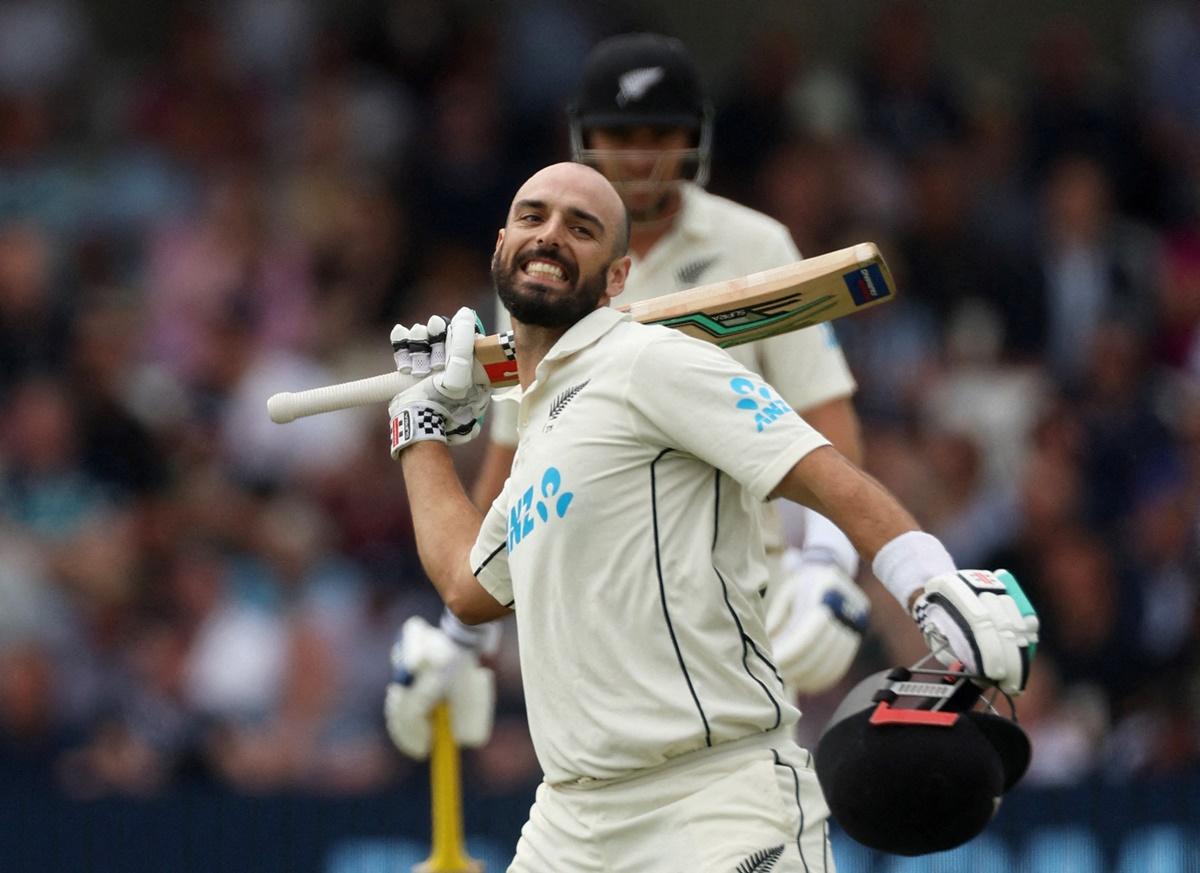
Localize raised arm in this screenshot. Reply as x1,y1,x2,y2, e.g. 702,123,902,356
770,445,918,573
771,444,1039,696
398,442,510,624
387,308,512,625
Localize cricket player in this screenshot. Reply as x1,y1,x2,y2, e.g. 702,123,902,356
387,33,871,764
385,161,1038,871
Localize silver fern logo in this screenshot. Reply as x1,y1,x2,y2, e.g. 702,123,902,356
544,380,590,432
676,255,717,287
616,66,664,105
735,844,785,873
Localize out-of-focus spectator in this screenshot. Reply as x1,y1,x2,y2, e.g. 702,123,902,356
1025,16,1126,187
0,376,114,541
1027,154,1159,381
714,28,807,204
142,165,315,386
855,0,963,158
1075,321,1177,531
896,140,1037,352
1030,526,1139,698
1131,0,1200,223
1017,656,1107,786
0,642,77,782
130,9,263,171
1154,228,1200,373
0,225,73,397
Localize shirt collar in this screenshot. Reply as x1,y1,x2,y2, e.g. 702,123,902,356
626,183,709,272
542,306,630,363
674,182,711,241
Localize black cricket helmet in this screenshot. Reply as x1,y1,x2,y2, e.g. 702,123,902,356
814,657,1031,856
568,32,713,188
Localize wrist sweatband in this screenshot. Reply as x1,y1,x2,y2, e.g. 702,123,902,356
390,406,446,456
440,608,502,656
872,530,956,610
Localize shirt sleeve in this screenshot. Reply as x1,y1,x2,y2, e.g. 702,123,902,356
626,331,831,500
742,324,858,412
470,488,513,607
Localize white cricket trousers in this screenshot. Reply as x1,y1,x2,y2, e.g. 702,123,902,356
507,727,834,873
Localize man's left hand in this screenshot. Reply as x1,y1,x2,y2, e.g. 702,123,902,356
766,547,870,694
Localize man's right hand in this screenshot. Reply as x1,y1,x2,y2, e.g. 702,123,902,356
385,615,497,759
388,307,490,457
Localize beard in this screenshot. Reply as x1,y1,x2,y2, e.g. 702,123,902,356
492,246,611,328
619,183,677,223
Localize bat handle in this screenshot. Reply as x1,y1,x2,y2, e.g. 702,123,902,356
414,701,483,873
266,371,414,423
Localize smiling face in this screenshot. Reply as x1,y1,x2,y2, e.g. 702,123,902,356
492,163,631,328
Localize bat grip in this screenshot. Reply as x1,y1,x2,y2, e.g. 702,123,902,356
266,371,414,423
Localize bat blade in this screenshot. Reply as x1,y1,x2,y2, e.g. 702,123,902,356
266,242,894,423
625,241,893,347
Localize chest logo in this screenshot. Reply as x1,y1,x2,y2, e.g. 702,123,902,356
730,377,793,432
676,255,718,287
544,380,590,433
508,466,575,552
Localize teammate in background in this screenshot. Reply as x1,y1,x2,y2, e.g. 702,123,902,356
385,160,1038,870
386,33,873,761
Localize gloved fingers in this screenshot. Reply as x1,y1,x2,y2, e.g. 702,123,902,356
407,324,432,377
917,598,984,676
986,593,1027,693
427,315,448,372
448,664,495,748
385,683,432,759
438,307,480,400
391,324,410,373
771,609,860,693
821,585,870,634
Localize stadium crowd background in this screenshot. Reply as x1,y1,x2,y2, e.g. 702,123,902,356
0,0,1197,831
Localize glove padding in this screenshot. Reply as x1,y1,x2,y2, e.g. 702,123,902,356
389,307,490,457
912,569,1039,696
766,548,870,694
384,616,495,759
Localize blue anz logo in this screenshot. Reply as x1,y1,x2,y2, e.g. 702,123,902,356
508,466,575,552
730,377,793,432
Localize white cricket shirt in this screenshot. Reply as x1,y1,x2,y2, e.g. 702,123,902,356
469,307,831,784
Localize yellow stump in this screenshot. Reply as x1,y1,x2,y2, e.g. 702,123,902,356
414,701,483,873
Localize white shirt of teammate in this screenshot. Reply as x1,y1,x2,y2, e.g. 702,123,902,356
470,307,831,785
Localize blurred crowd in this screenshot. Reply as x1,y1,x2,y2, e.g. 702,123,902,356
0,0,1197,803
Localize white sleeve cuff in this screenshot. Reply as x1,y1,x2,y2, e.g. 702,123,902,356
871,530,956,610
440,607,502,655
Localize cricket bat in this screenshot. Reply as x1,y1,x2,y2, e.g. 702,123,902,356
266,242,894,424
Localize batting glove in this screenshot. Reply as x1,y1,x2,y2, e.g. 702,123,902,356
911,569,1039,696
766,547,870,694
388,307,490,457
385,613,500,759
